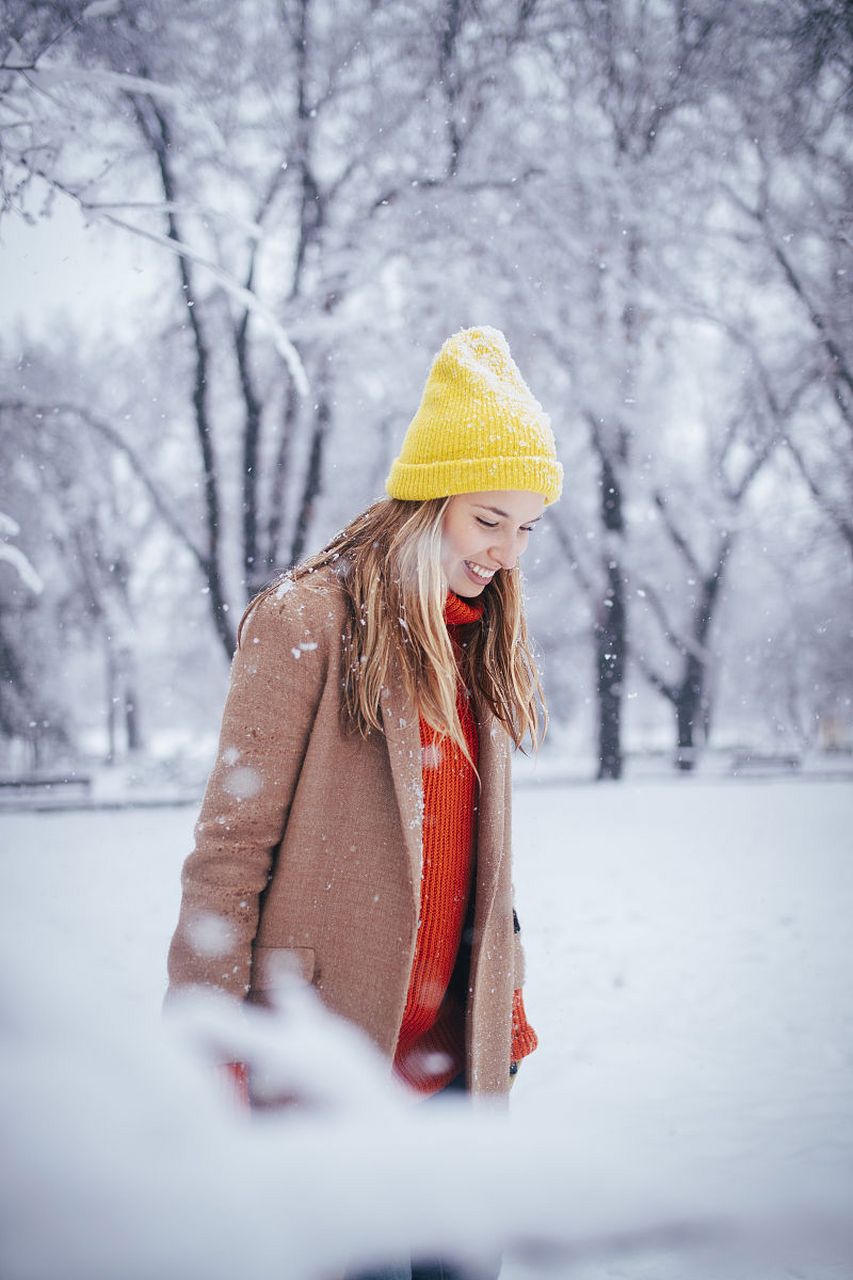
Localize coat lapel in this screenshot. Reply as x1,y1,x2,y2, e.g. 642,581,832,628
379,658,424,911
473,696,510,923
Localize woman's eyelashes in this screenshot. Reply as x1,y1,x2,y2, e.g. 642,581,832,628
475,516,536,534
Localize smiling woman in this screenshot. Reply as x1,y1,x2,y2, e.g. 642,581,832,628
165,326,563,1280
441,491,545,595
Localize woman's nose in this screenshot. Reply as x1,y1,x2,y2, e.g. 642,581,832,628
490,535,518,571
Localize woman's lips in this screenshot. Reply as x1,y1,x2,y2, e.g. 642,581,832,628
464,560,496,585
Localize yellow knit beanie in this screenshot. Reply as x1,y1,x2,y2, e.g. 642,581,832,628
385,326,563,505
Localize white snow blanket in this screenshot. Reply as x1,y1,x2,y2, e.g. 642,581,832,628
0,779,850,1278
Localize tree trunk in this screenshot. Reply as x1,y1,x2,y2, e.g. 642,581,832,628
288,0,325,303
105,633,117,767
236,306,263,598
288,383,331,569
596,559,626,779
594,446,626,780
131,95,233,659
122,643,143,753
265,376,300,580
671,536,732,771
674,652,703,771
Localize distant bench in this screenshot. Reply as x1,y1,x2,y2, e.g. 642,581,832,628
0,775,92,799
730,752,801,775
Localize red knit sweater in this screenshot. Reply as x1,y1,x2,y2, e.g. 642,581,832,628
393,590,538,1095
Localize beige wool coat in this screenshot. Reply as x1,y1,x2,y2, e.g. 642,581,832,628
166,566,528,1102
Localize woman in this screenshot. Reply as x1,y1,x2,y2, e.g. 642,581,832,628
165,326,563,1279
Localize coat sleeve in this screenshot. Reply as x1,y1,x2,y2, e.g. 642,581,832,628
165,584,329,1005
504,750,527,993
506,754,539,1064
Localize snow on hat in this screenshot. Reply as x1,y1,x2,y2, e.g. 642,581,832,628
385,326,563,505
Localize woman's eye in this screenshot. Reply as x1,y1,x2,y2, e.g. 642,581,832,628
475,517,499,528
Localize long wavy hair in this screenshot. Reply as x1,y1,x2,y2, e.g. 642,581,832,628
237,497,546,758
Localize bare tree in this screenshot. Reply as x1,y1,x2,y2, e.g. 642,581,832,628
632,417,776,771
525,0,728,777
713,0,853,558
0,376,147,766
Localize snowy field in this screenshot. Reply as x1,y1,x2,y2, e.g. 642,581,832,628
1,778,852,1279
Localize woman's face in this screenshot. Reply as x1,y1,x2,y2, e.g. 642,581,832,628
440,490,546,597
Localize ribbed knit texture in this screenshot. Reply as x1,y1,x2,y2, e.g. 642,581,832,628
393,590,538,1095
511,988,539,1059
385,327,563,505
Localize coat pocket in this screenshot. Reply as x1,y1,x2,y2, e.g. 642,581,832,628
250,944,316,996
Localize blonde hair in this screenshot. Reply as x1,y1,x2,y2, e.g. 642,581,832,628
238,497,546,758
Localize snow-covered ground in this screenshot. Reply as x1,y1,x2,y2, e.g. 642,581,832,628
513,779,853,1271
1,779,851,1278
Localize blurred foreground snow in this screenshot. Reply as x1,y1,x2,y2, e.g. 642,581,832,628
1,780,851,1278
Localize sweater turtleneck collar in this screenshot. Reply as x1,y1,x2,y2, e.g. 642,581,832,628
444,589,485,627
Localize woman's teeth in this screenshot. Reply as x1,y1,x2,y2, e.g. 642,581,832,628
465,561,495,580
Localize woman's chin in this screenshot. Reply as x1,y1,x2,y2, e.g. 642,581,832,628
449,574,486,598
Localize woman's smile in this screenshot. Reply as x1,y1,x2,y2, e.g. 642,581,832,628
463,560,497,584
